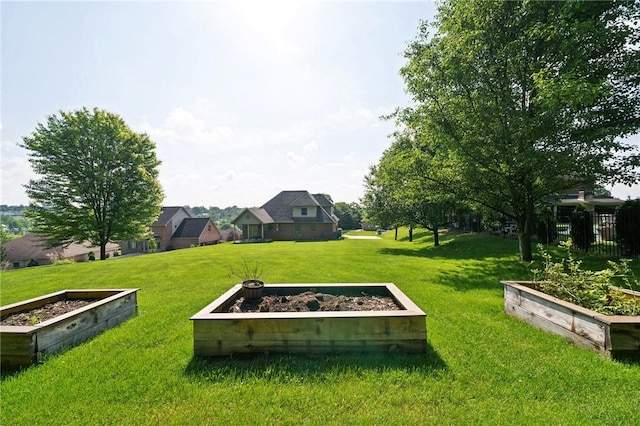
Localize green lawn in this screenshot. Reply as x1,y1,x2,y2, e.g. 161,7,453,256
2,230,639,425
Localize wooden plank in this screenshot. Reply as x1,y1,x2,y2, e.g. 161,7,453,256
1,293,65,316
506,303,606,354
0,332,36,354
608,323,640,351
194,338,427,356
36,296,137,351
193,316,426,342
38,306,137,356
506,288,605,345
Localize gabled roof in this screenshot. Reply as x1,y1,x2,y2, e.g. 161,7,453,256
2,233,119,261
260,190,337,224
172,218,215,238
152,206,194,227
232,207,274,225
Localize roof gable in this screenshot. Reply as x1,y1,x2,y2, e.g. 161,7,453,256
172,218,214,238
153,206,194,227
260,190,338,224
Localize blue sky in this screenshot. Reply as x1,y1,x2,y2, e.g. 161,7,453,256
1,1,638,208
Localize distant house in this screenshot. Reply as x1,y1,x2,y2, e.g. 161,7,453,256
2,233,119,270
553,190,625,220
121,206,221,254
219,228,243,242
232,190,339,241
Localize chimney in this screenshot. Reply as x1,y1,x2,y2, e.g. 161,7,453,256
578,190,585,201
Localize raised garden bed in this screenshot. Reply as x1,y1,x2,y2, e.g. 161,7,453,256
190,283,427,356
503,281,640,360
1,288,139,369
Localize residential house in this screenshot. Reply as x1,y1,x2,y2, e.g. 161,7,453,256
2,233,119,270
232,190,339,241
121,206,221,254
220,228,243,242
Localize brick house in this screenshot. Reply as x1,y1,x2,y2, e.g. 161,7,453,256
121,206,221,254
232,191,339,241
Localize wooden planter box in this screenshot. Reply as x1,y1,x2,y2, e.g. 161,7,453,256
191,283,427,356
1,289,139,369
503,281,640,360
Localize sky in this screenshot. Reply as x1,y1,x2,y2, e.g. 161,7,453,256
1,1,638,209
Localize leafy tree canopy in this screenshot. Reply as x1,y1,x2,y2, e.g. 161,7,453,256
21,107,164,260
390,0,640,260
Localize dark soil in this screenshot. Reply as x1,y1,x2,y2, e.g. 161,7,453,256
1,299,98,326
227,291,400,313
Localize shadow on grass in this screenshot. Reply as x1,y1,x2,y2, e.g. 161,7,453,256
184,342,447,383
379,233,520,261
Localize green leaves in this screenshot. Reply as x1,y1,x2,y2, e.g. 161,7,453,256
388,0,640,260
21,107,164,259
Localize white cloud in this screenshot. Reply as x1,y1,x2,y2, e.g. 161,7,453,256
0,155,35,205
286,152,306,169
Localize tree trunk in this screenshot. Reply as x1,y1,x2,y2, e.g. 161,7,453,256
409,226,413,242
394,227,398,240
516,202,535,261
433,228,440,247
100,243,107,260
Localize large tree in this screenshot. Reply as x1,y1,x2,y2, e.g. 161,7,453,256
21,107,164,260
392,0,640,260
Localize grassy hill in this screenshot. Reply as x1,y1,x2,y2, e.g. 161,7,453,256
1,230,639,425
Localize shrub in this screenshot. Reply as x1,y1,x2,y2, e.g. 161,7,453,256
531,240,638,316
535,207,557,244
570,205,594,251
616,199,640,257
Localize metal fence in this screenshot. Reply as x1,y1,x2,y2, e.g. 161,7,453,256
554,206,639,259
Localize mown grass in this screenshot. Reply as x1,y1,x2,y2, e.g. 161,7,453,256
1,230,639,425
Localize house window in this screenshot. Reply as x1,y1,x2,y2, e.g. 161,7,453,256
301,207,308,216
275,224,280,231
13,262,20,269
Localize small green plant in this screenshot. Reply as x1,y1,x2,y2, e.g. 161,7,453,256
229,259,265,283
531,239,639,316
28,314,40,325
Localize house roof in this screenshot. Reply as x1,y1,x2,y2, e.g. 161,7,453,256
152,206,194,227
172,218,217,238
2,233,119,261
261,190,337,224
231,207,274,225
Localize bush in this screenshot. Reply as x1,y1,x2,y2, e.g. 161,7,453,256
531,240,639,316
570,205,594,251
616,199,640,257
535,207,557,244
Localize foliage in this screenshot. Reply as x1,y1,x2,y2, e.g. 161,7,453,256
570,205,594,251
362,138,462,246
390,0,640,261
187,205,245,230
229,259,265,283
616,199,640,257
0,214,29,235
20,107,164,260
535,207,557,245
45,251,76,266
334,202,363,230
531,240,638,316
